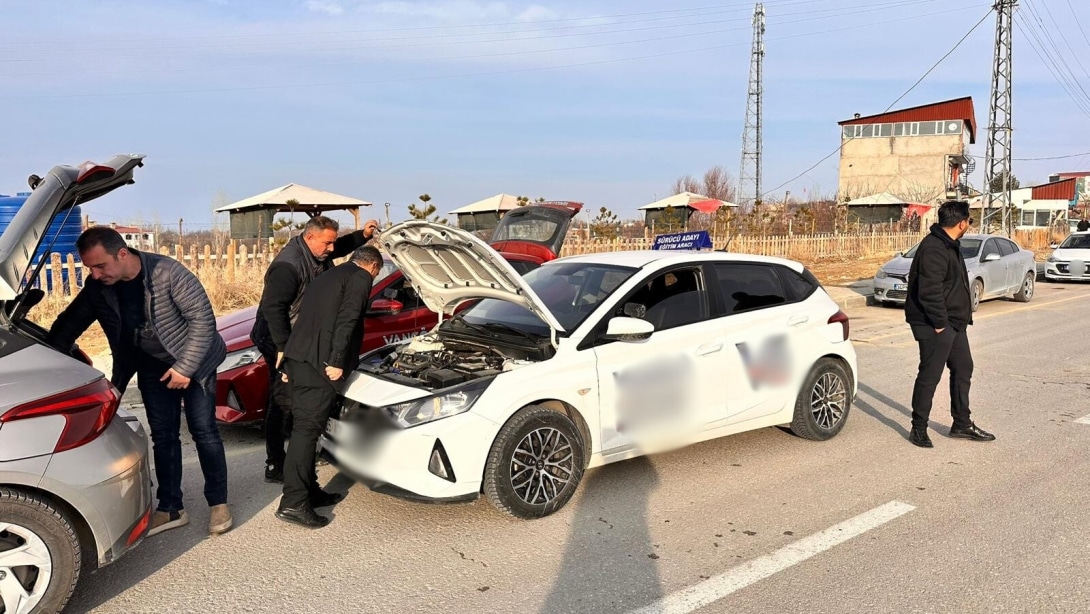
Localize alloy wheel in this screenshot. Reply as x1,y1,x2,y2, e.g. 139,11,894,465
510,427,575,505
810,372,847,429
0,522,53,614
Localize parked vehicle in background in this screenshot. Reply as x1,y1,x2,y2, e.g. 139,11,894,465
214,202,582,425
872,233,1036,310
321,221,858,519
1045,231,1090,282
1,155,153,614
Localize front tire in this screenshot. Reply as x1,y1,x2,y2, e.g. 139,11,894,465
0,488,81,614
790,358,852,441
483,406,586,519
1014,271,1034,302
971,278,984,312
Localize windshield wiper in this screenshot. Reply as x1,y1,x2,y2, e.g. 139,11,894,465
482,322,540,342
446,312,491,337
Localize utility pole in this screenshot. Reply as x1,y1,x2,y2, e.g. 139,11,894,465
739,3,765,212
982,0,1016,235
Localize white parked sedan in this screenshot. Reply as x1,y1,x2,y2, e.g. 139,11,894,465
873,233,1037,311
321,221,858,519
1045,231,1090,282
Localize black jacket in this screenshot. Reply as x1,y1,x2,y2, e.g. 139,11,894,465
48,250,227,392
251,230,371,354
282,261,374,387
905,224,974,331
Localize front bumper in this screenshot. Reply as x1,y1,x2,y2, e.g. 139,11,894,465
320,407,500,502
215,362,269,424
872,276,909,303
1044,260,1089,281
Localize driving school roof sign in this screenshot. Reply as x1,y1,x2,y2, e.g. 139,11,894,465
652,230,713,251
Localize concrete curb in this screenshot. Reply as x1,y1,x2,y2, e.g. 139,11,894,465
834,292,873,313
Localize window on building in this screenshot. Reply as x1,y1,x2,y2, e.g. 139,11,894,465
1036,211,1051,227
860,125,873,137
1021,211,1035,226
843,126,855,139
945,121,962,134
919,121,937,135
894,123,905,136
878,123,893,137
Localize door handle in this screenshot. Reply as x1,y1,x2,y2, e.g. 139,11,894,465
697,343,723,356
788,314,809,327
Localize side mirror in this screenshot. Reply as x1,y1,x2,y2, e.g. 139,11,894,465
602,316,654,343
982,252,1001,262
367,298,403,316
1050,243,1059,249
894,251,902,258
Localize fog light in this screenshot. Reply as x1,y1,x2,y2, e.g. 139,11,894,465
226,389,243,412
428,440,456,482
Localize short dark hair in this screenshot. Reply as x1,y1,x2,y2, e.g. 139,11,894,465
303,215,339,236
76,227,129,256
350,245,383,269
937,201,971,228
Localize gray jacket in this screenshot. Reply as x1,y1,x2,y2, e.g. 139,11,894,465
49,250,226,391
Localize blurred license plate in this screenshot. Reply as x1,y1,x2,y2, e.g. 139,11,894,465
894,283,907,291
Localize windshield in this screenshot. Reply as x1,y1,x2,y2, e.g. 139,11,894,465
1059,234,1090,249
453,262,638,336
376,260,398,283
902,238,981,260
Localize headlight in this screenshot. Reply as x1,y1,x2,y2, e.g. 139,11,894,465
1047,255,1062,263
217,348,260,374
875,267,888,279
385,379,490,428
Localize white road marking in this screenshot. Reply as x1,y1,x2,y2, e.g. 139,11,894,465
1075,414,1090,425
628,500,916,614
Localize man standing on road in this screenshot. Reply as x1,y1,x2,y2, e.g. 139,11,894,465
274,245,383,528
251,215,379,484
904,200,996,448
48,227,233,536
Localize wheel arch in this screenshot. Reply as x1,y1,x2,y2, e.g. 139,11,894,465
479,399,593,494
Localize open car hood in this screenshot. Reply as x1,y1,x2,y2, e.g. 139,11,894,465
379,220,566,334
488,201,582,262
0,154,146,301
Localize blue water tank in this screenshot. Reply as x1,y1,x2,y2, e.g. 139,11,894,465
0,194,84,291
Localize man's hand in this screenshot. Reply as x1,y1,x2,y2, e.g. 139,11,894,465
275,352,284,369
160,368,191,390
362,219,380,239
935,328,945,334
325,366,344,381
281,372,289,383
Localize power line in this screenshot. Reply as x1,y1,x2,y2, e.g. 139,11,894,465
761,6,994,198
1014,17,1090,120
0,4,987,101
969,151,1090,161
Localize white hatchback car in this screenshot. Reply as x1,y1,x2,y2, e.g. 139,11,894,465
1045,231,1090,282
321,222,858,519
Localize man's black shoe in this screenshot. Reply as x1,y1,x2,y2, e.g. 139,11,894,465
949,422,995,441
264,464,284,484
909,428,934,448
275,505,330,529
310,489,345,508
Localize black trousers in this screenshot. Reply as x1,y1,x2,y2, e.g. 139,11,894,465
910,325,974,430
281,359,339,509
259,346,293,469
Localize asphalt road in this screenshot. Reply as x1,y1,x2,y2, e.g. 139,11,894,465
67,281,1090,614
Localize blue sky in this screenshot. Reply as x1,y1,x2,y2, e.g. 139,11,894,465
1,0,1088,230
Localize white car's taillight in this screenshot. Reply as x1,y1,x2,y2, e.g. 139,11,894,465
828,309,850,341
0,378,121,453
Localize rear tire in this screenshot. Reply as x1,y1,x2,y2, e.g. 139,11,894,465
0,488,81,614
1014,271,1034,302
790,358,852,441
483,406,586,519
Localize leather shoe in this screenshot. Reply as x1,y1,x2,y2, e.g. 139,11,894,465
275,505,330,529
909,428,933,448
948,422,995,441
264,464,284,484
310,489,345,508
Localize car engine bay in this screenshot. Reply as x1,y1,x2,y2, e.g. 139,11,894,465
366,334,539,390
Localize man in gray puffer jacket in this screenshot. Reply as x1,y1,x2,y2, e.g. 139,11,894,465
49,227,232,537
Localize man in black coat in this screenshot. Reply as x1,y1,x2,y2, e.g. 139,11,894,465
904,201,995,448
251,215,379,483
274,245,384,528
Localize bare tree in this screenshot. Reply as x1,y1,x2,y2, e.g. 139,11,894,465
670,165,736,202
895,181,943,205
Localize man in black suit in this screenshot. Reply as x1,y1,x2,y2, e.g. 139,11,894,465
274,245,384,528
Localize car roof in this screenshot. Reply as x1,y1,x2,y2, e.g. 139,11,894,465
549,249,804,271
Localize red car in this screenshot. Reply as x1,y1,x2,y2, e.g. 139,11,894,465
213,202,581,424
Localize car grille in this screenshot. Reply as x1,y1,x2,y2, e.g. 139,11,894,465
887,274,907,282
886,290,908,300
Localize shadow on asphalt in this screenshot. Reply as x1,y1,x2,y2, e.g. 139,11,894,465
857,382,944,439
66,422,277,612
541,456,663,614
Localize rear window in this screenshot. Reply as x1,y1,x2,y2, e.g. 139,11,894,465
777,266,820,302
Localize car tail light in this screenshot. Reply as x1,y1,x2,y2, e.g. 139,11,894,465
828,309,850,341
76,162,116,184
127,507,151,547
0,378,120,453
